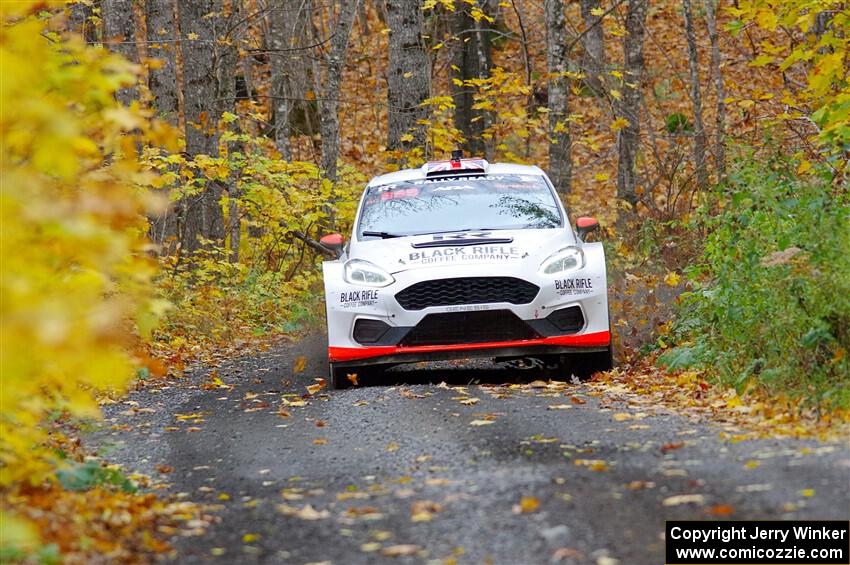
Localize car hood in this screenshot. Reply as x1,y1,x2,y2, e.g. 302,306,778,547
349,229,575,274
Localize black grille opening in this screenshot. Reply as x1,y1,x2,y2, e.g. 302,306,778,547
546,306,585,333
401,310,540,346
353,319,391,344
395,277,539,311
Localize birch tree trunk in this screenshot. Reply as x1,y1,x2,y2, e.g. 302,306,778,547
545,0,572,195
579,0,607,96
683,0,708,190
319,0,360,182
703,0,726,179
616,0,647,207
102,0,138,105
178,0,226,253
386,0,430,163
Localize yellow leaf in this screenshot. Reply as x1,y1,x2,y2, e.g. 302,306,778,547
664,272,681,286
800,489,815,497
610,117,629,132
663,494,705,506
293,356,306,373
513,496,540,513
470,419,494,426
591,7,605,16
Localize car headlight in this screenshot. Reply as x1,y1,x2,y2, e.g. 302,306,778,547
538,246,585,275
344,259,395,287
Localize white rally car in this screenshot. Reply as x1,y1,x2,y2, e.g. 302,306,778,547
319,155,612,388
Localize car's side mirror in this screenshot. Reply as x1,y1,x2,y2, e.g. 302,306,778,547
576,216,599,239
320,233,344,255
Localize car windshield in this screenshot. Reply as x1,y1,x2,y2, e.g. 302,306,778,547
357,174,561,239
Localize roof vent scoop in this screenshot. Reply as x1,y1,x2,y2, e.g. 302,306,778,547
423,152,489,177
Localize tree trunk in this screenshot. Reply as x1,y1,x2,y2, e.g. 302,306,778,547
102,0,139,105
579,0,606,96
218,1,244,262
268,0,294,160
146,0,179,122
616,0,647,207
683,0,708,190
178,0,226,253
450,3,494,158
703,0,725,179
386,0,431,163
545,0,571,195
319,0,360,182
67,1,97,43
146,0,180,252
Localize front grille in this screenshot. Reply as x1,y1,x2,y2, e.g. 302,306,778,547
400,310,540,346
395,277,539,311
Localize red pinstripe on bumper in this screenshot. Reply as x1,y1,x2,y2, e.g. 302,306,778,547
328,330,611,362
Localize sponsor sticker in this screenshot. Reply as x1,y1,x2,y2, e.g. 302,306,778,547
554,277,594,296
408,245,522,265
339,289,380,308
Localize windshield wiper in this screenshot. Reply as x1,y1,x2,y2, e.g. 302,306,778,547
362,230,405,239
412,226,524,236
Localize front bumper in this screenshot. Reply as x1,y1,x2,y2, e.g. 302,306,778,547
323,245,610,367
329,330,610,366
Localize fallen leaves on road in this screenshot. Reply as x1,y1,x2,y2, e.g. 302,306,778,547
381,544,420,557
292,356,307,373
574,459,610,471
469,419,494,426
661,441,686,453
512,496,540,513
306,379,326,395
410,499,443,521
706,504,736,516
663,494,706,506
276,504,330,520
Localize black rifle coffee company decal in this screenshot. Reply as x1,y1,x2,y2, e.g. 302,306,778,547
555,277,594,296
408,246,521,265
339,289,380,308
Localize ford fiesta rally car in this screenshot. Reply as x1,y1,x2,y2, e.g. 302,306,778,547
319,155,612,388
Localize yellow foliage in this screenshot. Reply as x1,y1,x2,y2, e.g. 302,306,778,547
0,6,166,486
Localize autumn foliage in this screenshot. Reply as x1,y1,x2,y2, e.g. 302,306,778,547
0,2,172,551
1,0,848,560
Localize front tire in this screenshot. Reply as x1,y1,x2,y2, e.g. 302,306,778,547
570,346,614,380
328,363,352,389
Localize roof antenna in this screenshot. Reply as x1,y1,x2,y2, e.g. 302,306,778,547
451,149,463,162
